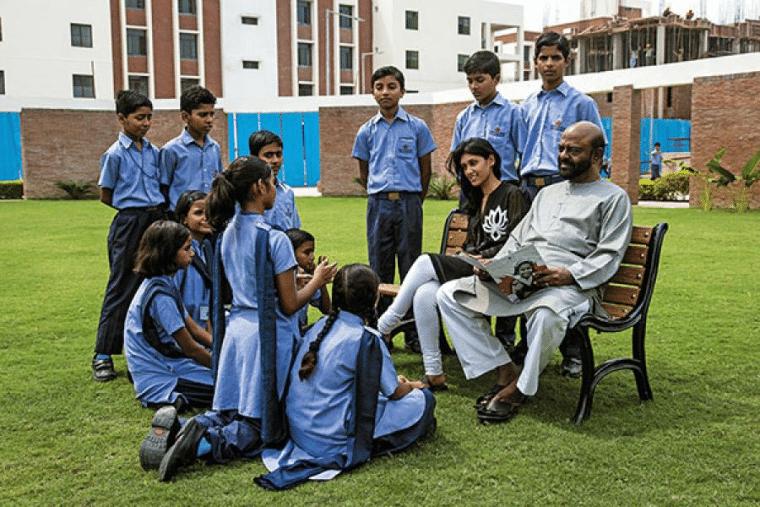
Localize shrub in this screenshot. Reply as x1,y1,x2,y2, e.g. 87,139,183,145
639,170,690,201
427,174,458,200
0,180,23,200
54,179,98,200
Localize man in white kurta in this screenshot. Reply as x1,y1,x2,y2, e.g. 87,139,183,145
437,122,632,416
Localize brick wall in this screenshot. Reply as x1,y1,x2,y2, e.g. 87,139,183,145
21,109,228,199
690,72,760,209
610,85,641,204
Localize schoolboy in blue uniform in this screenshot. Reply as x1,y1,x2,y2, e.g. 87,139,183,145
93,90,165,382
520,31,605,201
159,85,223,212
249,130,302,230
452,50,523,186
518,32,605,376
352,66,436,325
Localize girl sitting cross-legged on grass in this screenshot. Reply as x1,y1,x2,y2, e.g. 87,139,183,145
152,155,337,482
255,264,437,490
123,220,216,469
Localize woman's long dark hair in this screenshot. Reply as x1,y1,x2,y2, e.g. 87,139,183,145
446,137,501,214
298,264,379,380
205,156,272,231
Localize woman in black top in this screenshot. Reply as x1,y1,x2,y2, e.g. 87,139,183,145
376,138,529,390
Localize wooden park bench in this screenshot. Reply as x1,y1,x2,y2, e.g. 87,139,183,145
379,210,668,425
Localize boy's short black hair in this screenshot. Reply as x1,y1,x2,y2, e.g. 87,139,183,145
180,85,217,114
115,90,152,117
248,130,283,157
285,228,315,250
371,66,405,90
463,51,501,78
654,142,661,147
534,31,571,60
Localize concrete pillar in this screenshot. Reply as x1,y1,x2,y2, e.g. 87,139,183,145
576,38,586,74
611,85,641,204
699,30,708,57
612,33,624,70
656,25,666,65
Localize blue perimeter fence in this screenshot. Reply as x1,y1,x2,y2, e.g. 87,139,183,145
0,114,690,184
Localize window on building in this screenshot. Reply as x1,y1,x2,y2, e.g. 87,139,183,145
458,16,470,35
606,92,613,103
340,46,353,70
179,33,198,60
0,71,5,95
178,0,196,15
457,54,468,72
127,28,147,56
405,50,419,70
73,74,95,98
524,45,532,62
126,0,145,9
297,1,311,26
181,78,200,91
667,86,673,107
405,11,418,30
340,85,353,95
339,4,353,29
241,16,258,25
297,42,312,67
242,60,259,69
128,75,149,96
298,83,313,96
71,24,93,48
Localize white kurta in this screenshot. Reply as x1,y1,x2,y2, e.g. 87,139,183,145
438,179,632,395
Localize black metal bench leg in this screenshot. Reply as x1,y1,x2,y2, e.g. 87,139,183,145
631,321,653,401
574,326,595,425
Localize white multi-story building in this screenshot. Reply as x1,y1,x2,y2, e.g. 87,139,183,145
372,0,524,93
0,0,113,103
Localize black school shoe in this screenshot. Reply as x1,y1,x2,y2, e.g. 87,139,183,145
140,406,180,471
158,417,206,482
560,357,582,378
91,356,116,382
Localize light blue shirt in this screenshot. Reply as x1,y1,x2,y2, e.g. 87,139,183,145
263,179,301,230
451,92,524,182
520,81,604,177
98,132,164,210
172,238,210,325
352,106,437,195
651,150,662,165
159,128,223,210
124,275,213,407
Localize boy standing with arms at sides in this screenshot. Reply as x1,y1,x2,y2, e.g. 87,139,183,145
160,85,223,213
520,31,605,201
93,90,165,382
650,142,662,180
451,50,525,350
249,130,301,230
452,51,523,187
352,66,436,348
518,32,606,376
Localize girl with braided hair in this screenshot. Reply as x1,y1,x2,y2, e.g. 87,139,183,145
255,264,437,490
153,156,337,482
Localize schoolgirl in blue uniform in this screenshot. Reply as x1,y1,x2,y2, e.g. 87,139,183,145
124,220,213,407
172,190,213,328
285,228,331,335
255,264,436,490
155,156,337,482
93,90,165,382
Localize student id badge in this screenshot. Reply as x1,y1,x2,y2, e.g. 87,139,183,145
199,305,209,322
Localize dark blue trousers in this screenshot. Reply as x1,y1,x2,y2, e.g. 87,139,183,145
366,193,422,283
95,208,163,355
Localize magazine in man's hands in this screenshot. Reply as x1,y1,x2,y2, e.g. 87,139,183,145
456,245,547,302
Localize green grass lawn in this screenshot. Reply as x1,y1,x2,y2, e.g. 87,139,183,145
0,198,758,506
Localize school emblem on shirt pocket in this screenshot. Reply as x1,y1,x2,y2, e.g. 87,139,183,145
396,137,415,158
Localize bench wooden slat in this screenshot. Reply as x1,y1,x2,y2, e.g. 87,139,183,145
623,245,648,265
601,303,634,320
378,283,400,297
630,226,653,245
610,265,646,286
603,284,640,306
446,230,468,249
449,214,469,229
